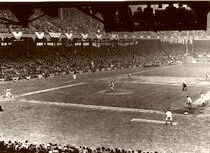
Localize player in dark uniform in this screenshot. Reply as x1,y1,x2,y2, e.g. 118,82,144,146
183,82,187,91
205,74,209,81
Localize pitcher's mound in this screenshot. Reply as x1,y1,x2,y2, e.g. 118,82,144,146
99,89,133,95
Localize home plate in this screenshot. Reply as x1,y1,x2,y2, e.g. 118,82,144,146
131,118,178,125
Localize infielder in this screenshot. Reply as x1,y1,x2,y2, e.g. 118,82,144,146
165,110,173,125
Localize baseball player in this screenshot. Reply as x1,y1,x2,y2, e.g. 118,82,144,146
186,96,192,109
165,110,173,125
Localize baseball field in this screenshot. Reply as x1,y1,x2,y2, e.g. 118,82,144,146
0,63,210,153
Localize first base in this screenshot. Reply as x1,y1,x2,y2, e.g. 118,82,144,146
131,118,178,125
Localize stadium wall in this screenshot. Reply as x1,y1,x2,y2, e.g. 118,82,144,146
135,39,161,54
193,39,210,52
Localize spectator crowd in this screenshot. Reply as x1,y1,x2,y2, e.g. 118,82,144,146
0,140,159,153
0,42,184,82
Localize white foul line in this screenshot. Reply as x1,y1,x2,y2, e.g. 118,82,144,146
131,118,178,125
18,99,165,114
16,99,190,118
18,82,86,97
130,64,181,75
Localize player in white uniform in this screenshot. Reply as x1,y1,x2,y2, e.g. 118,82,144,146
72,74,77,80
109,81,115,91
200,92,206,105
165,110,173,125
5,88,12,98
72,70,77,80
186,96,192,109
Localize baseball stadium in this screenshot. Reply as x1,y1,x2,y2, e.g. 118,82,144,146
0,1,209,153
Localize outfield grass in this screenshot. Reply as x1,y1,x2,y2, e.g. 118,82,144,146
140,63,210,77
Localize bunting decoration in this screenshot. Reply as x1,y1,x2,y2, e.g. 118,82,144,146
0,78,4,83
11,31,23,40
198,53,204,58
49,32,61,38
111,34,119,40
26,76,31,80
12,77,19,82
2,30,209,46
65,33,73,40
38,74,43,79
194,36,199,40
35,32,45,39
96,34,102,39
81,33,89,39
49,73,54,78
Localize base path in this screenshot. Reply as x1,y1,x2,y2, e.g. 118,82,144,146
17,82,86,98
130,64,181,75
16,99,186,118
18,99,165,114
131,118,178,125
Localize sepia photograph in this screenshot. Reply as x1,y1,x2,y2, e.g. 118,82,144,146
0,0,209,152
